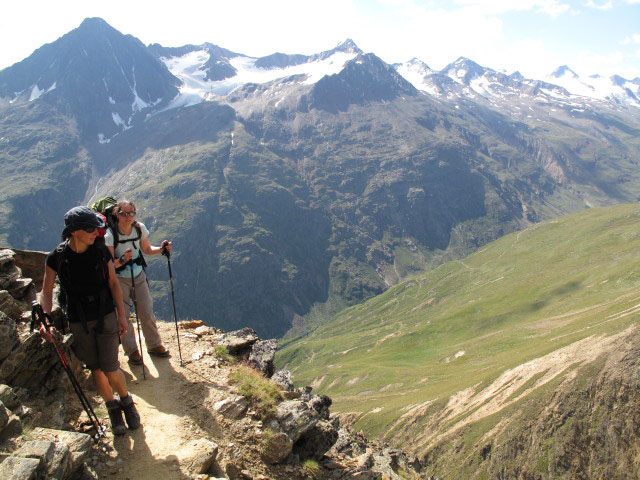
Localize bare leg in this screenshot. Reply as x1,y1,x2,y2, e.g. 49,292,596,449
92,369,129,401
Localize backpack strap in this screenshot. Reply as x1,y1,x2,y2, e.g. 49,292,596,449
115,225,147,273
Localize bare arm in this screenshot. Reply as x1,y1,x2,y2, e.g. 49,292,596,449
38,265,57,342
106,259,128,336
140,237,171,256
40,266,56,315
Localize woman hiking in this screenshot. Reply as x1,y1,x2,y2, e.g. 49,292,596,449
104,199,172,364
39,206,140,436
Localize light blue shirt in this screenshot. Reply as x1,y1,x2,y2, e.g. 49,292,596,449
104,222,149,278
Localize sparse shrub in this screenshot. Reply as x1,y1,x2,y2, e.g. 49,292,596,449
228,365,283,418
302,458,323,479
214,344,234,364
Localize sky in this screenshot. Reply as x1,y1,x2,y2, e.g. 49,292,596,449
1,0,639,80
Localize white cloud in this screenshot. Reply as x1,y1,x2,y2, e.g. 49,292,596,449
452,0,571,17
621,34,640,45
585,0,613,10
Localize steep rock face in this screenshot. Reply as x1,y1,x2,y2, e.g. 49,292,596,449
0,18,180,141
0,101,91,250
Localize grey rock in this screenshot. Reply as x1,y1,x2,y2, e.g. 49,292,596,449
0,290,23,322
213,395,248,419
15,440,72,480
330,428,368,457
276,400,317,442
0,455,46,480
5,249,47,292
260,430,293,464
292,419,339,461
248,339,277,377
0,249,16,269
0,331,72,392
31,428,92,474
221,328,259,355
0,257,20,289
8,277,33,301
0,384,20,410
0,403,23,442
271,370,294,392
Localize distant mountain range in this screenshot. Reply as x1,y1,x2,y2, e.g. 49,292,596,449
1,17,639,337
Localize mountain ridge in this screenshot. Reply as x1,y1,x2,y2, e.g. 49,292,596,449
1,18,640,339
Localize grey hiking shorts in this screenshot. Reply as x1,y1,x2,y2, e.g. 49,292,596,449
69,311,120,372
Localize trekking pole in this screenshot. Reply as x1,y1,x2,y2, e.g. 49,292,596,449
31,302,106,442
128,262,146,380
162,245,183,365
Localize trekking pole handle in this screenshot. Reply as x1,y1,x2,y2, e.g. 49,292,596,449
31,301,51,331
31,301,56,343
161,240,171,258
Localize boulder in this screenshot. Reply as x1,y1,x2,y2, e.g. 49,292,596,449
276,400,317,442
0,456,45,480
30,428,92,474
14,440,72,480
220,328,259,355
260,430,293,464
248,339,277,377
291,419,339,461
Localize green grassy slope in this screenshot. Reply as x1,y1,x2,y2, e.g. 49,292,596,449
277,203,640,447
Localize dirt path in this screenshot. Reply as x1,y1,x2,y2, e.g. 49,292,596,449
92,323,230,479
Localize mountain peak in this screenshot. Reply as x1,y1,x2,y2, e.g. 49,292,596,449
334,39,360,53
305,52,417,112
551,65,578,79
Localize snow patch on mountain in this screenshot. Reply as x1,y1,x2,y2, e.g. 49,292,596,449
28,82,57,101
160,49,358,107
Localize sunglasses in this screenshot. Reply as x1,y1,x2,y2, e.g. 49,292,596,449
117,210,136,217
82,227,96,233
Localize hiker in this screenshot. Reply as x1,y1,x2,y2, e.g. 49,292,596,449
39,206,140,436
104,199,172,364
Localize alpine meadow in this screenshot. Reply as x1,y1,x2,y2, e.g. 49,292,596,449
1,15,640,479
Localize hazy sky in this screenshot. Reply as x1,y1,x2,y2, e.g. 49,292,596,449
2,0,639,80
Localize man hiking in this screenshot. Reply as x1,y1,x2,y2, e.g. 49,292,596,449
39,206,140,436
104,199,172,364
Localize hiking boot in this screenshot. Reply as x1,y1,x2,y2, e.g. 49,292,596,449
106,400,127,436
147,345,170,357
128,350,143,365
119,394,141,430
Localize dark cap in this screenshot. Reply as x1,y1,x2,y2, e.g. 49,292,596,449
61,206,105,239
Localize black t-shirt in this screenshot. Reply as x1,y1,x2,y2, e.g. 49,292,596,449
46,241,115,322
